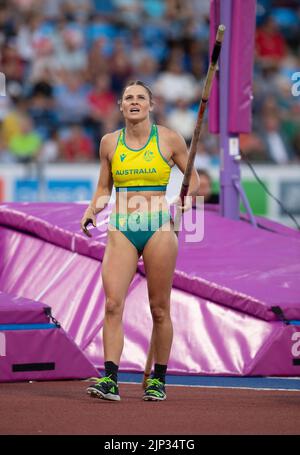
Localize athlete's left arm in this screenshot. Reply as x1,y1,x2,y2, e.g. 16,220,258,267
170,131,200,199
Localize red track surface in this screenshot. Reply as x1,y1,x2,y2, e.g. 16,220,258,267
1,380,300,435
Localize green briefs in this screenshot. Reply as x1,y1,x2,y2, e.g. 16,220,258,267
109,210,172,254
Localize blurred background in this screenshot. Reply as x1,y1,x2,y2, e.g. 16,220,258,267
0,0,299,226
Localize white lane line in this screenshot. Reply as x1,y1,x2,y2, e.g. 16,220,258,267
118,381,300,392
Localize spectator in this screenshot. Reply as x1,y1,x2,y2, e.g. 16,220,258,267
15,11,45,64
113,0,143,28
53,72,90,126
129,32,152,70
0,3,16,43
258,113,294,163
87,73,117,148
8,115,42,164
61,0,93,22
240,132,267,162
60,124,94,162
255,15,287,69
85,12,117,51
28,92,58,140
164,0,193,44
135,55,158,88
193,169,219,206
37,129,60,163
1,39,25,83
30,36,59,83
30,79,54,98
41,0,64,21
11,0,41,13
166,99,196,143
88,73,116,121
109,38,133,95
1,97,28,148
87,38,110,82
55,27,87,73
153,59,198,104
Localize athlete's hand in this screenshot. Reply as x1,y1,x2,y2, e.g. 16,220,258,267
80,206,97,237
173,194,193,212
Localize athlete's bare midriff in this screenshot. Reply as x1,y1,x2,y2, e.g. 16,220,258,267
114,191,169,215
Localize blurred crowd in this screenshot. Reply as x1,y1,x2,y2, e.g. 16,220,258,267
0,0,300,166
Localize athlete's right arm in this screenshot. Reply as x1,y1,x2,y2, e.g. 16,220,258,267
80,134,114,237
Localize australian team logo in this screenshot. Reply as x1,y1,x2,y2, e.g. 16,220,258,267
144,150,154,162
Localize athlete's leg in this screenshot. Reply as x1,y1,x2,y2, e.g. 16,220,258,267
101,226,139,365
142,221,178,366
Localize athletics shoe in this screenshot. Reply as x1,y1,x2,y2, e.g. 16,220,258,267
86,376,120,401
143,378,166,401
